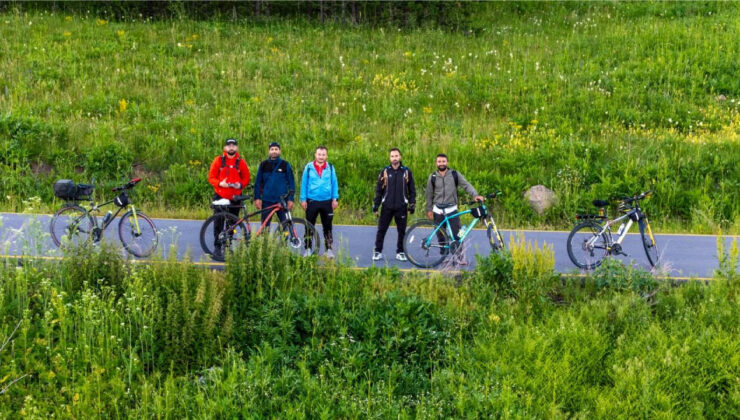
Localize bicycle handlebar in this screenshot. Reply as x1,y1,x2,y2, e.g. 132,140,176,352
465,191,502,206
112,178,142,191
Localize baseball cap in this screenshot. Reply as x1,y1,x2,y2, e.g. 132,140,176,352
268,142,281,149
224,138,238,146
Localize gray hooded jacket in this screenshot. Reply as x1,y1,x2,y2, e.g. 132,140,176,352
425,170,478,212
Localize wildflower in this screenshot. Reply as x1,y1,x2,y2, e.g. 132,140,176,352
423,107,432,114
97,19,107,26
118,98,128,113
63,31,71,37
65,16,73,21
117,30,125,37
404,51,412,57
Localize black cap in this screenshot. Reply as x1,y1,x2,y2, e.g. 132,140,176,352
268,142,280,149
225,138,238,146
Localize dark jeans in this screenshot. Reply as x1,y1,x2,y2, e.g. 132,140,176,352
260,201,288,229
374,206,408,254
433,212,460,252
212,194,241,248
305,199,334,250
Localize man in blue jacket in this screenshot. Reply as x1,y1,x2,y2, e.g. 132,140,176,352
300,146,339,258
254,142,295,228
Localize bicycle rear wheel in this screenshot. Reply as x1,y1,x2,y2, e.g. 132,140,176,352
50,205,94,248
118,211,159,258
567,221,609,269
639,218,659,267
279,218,319,256
486,217,505,251
199,212,249,261
403,220,450,268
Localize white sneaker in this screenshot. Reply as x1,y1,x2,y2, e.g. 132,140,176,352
395,252,408,262
372,252,384,261
325,249,335,259
302,248,313,257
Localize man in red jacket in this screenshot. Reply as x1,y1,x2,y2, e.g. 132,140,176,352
207,138,250,260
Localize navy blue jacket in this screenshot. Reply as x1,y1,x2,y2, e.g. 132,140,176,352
254,158,295,202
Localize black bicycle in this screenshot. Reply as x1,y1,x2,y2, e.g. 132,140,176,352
567,190,658,269
200,189,319,262
50,178,158,257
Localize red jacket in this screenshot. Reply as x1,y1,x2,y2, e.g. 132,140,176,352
208,152,250,200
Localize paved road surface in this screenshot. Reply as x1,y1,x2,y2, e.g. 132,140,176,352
1,212,737,279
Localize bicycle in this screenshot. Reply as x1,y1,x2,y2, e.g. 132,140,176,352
567,189,659,270
199,189,320,262
403,192,505,268
50,178,159,257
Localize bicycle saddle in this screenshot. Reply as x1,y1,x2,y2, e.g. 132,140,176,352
592,199,609,207
231,195,251,203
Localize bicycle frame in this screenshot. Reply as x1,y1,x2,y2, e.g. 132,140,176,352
425,205,488,250
230,198,294,237
85,198,142,235
586,205,654,249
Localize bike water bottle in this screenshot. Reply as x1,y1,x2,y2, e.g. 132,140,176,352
102,211,113,226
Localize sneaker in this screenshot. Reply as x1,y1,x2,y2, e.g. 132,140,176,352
302,248,314,257
372,252,384,261
454,253,468,266
212,246,225,262
395,252,408,262
325,249,335,259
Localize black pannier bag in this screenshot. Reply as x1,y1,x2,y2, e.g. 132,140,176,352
471,206,487,219
53,180,78,200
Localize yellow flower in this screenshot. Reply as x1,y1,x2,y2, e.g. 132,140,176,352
117,29,125,37
266,36,273,44
488,312,500,323
63,31,71,37
423,107,432,114
118,98,128,113
97,19,108,26
73,393,80,403
185,99,195,106
404,51,412,57
65,16,73,21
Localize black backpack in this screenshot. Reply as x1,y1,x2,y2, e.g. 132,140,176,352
221,155,242,174
430,170,458,190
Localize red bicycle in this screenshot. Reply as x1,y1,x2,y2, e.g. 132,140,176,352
199,189,319,261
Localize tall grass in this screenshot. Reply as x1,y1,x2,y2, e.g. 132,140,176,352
1,4,739,232
1,234,738,416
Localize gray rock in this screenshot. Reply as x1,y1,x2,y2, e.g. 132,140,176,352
524,185,558,215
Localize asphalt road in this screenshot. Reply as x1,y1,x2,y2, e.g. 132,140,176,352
1,212,737,279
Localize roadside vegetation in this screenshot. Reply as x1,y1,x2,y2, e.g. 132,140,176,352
1,2,738,233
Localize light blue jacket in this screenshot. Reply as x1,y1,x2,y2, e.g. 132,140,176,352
300,162,339,202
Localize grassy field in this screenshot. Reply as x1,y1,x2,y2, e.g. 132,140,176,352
1,3,739,233
0,232,738,417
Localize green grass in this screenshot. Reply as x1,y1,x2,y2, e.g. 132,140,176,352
1,231,738,417
1,3,739,233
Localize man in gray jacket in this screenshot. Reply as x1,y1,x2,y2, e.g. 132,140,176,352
425,154,484,264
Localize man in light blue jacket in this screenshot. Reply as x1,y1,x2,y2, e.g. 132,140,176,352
300,146,339,258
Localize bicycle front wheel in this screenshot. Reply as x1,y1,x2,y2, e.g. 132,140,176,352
403,220,451,268
118,211,159,258
199,212,249,261
279,218,319,256
567,221,609,269
50,205,94,248
639,218,659,267
486,218,505,252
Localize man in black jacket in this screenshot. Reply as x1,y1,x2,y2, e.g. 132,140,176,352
372,148,416,262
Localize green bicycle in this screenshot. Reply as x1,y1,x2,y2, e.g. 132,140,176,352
403,192,505,268
50,178,158,257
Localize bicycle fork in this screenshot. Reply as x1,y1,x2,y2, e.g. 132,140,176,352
130,206,142,237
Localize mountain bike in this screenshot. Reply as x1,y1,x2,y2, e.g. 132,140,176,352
199,189,320,262
403,192,505,268
50,178,159,257
567,189,658,269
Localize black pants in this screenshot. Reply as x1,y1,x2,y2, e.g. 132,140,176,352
433,212,460,250
260,200,288,229
374,206,408,254
305,199,334,250
212,194,241,248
